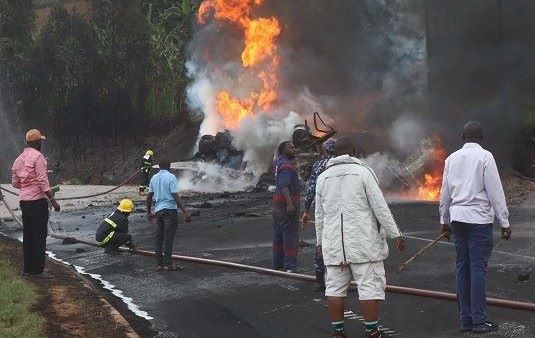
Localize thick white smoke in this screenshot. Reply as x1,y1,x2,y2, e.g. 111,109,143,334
232,111,301,176
177,162,257,192
186,0,430,193
389,114,427,155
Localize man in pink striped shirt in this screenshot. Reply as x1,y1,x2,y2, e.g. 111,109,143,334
12,129,60,279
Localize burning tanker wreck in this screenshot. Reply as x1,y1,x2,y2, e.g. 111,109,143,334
178,0,443,200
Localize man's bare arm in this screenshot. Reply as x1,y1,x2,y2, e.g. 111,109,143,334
172,193,191,221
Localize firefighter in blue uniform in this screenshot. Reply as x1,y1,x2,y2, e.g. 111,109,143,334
96,199,136,255
272,141,301,272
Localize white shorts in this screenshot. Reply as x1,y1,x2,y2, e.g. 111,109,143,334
325,261,386,300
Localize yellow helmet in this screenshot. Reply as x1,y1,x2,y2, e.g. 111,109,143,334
117,199,135,213
145,150,154,157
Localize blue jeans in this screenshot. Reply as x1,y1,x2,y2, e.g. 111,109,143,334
452,221,493,326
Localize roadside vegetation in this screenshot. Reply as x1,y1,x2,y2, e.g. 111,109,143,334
0,244,44,338
0,0,198,162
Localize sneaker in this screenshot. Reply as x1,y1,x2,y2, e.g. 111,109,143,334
365,329,383,338
471,322,498,333
33,272,54,279
285,268,304,273
156,265,165,271
163,264,184,271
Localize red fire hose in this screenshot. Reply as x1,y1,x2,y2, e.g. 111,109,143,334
0,169,139,201
49,234,535,312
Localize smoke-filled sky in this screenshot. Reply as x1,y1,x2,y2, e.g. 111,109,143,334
188,0,535,171
188,0,426,129
187,0,428,173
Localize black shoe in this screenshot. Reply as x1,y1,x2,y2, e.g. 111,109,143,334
460,323,472,332
314,270,325,292
471,322,498,333
33,272,54,279
104,248,121,255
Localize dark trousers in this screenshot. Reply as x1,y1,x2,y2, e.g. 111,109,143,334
272,205,300,271
104,233,132,251
452,221,493,326
20,199,49,275
155,209,178,266
140,171,150,189
314,246,325,274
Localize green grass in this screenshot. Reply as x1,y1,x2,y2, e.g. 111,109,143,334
33,0,59,9
0,246,44,338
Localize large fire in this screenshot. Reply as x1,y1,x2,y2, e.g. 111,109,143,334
415,137,447,201
198,0,281,129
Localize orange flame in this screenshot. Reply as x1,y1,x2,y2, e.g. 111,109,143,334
416,137,447,201
198,0,280,129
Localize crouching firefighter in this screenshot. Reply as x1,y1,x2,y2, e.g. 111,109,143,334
139,150,154,195
96,199,136,255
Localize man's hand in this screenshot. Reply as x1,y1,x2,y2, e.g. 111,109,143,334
184,212,192,223
301,211,310,227
501,227,511,240
286,203,295,216
147,212,155,223
441,224,452,242
315,245,322,256
394,237,405,252
50,199,60,212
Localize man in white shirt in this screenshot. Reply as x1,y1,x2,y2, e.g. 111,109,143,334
439,121,511,334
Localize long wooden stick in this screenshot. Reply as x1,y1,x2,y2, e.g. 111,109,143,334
398,232,449,273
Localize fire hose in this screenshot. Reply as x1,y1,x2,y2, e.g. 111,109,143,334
2,179,535,313
0,169,139,201
55,169,140,201
45,233,535,313
1,197,24,228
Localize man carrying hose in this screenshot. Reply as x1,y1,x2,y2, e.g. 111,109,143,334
11,129,61,279
96,199,136,255
439,121,511,333
315,137,405,338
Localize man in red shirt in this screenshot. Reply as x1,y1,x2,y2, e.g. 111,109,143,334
12,129,60,279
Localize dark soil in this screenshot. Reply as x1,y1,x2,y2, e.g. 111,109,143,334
0,236,132,338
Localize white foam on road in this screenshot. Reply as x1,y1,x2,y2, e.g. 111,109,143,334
45,251,154,320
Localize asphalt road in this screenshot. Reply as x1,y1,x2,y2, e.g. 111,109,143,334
1,191,534,338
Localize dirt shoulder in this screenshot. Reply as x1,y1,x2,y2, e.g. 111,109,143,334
0,235,137,338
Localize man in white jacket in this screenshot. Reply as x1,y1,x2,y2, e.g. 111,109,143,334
315,137,405,338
